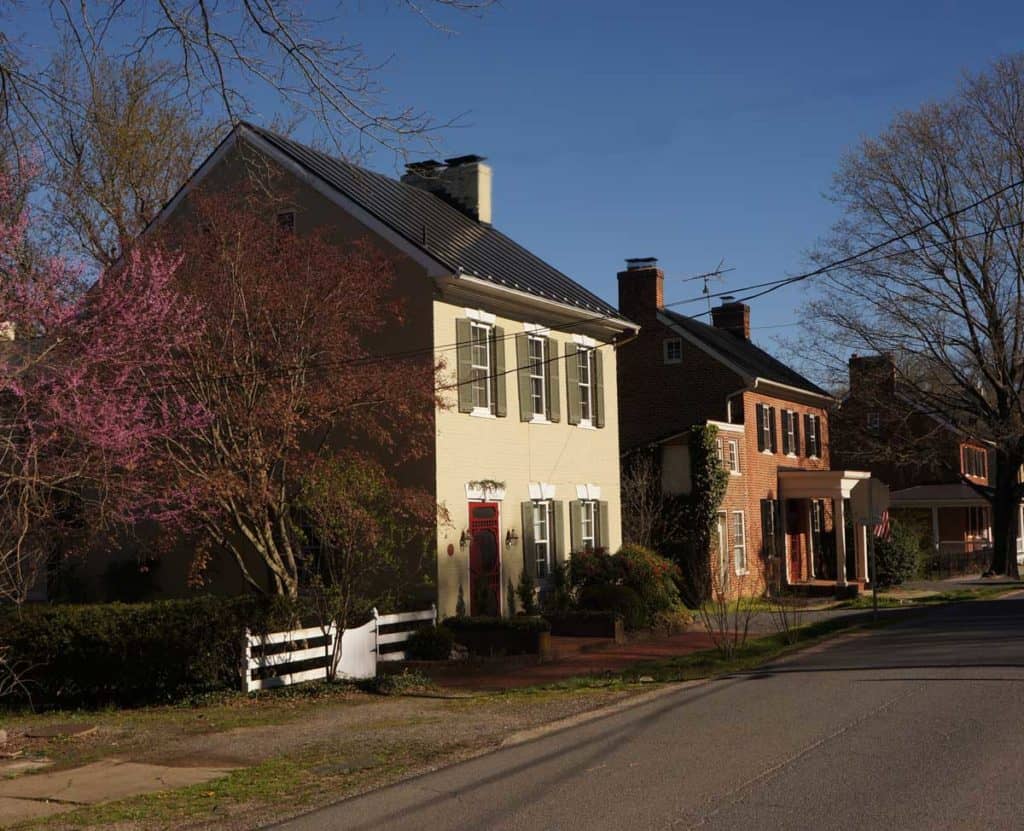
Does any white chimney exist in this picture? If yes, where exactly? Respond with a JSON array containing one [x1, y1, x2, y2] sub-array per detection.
[[402, 155, 492, 225]]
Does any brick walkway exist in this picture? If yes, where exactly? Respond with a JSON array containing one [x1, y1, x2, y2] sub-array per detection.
[[434, 632, 719, 690]]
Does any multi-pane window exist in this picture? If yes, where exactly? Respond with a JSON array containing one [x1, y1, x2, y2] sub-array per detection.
[[966, 506, 990, 540], [532, 501, 553, 578], [732, 511, 747, 573], [758, 404, 776, 452], [727, 439, 740, 473], [578, 348, 595, 424], [782, 410, 798, 455], [580, 500, 598, 550], [528, 335, 546, 418], [663, 338, 682, 364], [806, 414, 821, 458], [715, 438, 725, 466], [761, 499, 779, 558], [963, 447, 988, 479], [470, 322, 493, 413]]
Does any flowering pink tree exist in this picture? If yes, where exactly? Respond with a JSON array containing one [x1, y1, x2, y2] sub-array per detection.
[[0, 163, 203, 603]]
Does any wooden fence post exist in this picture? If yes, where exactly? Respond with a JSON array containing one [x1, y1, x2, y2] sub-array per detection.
[[242, 628, 253, 694]]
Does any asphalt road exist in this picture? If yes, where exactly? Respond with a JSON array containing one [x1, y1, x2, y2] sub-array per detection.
[[271, 596, 1024, 831]]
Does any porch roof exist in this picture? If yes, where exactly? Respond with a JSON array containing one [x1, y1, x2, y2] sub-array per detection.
[[889, 483, 987, 508], [777, 469, 871, 499]]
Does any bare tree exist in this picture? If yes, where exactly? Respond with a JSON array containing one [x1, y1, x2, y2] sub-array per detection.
[[801, 54, 1024, 578], [1, 0, 494, 158], [620, 448, 686, 550], [44, 49, 218, 268]]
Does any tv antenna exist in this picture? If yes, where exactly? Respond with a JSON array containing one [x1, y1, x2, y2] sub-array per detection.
[[682, 259, 734, 314]]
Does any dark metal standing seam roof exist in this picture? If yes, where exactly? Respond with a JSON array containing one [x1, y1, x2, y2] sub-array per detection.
[[241, 123, 623, 320], [661, 308, 830, 397]]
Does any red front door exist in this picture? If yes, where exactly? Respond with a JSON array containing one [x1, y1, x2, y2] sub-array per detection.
[[469, 502, 501, 616]]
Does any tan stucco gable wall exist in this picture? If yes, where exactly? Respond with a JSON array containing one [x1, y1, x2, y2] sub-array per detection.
[[433, 300, 623, 618]]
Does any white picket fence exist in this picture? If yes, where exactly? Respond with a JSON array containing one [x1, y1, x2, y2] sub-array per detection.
[[242, 604, 436, 693]]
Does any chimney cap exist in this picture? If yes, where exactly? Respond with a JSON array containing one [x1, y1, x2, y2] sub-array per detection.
[[405, 159, 444, 173], [625, 257, 659, 270], [444, 154, 487, 167]]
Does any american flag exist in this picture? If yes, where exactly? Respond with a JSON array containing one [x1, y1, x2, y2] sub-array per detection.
[[874, 510, 891, 540]]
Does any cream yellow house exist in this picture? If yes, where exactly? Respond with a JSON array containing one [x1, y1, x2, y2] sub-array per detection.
[[143, 123, 637, 614]]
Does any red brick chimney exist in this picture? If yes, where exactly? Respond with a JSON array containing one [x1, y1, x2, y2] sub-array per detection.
[[617, 257, 663, 319], [848, 353, 896, 397], [711, 301, 750, 340]]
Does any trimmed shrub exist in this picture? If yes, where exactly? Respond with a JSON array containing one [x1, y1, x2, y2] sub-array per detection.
[[577, 584, 646, 631], [441, 615, 550, 657], [616, 544, 682, 615], [0, 595, 294, 710], [404, 625, 454, 661], [874, 519, 922, 588]]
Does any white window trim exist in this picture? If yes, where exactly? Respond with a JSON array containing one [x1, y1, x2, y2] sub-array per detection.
[[760, 405, 774, 455], [580, 500, 598, 550], [523, 322, 550, 335], [470, 320, 494, 415], [465, 307, 496, 325], [573, 333, 597, 348], [783, 410, 798, 457], [732, 510, 748, 575], [727, 439, 741, 475], [575, 483, 602, 501], [529, 482, 557, 500], [807, 415, 820, 458], [577, 346, 595, 428], [663, 338, 682, 364], [528, 333, 547, 420], [533, 500, 553, 579]]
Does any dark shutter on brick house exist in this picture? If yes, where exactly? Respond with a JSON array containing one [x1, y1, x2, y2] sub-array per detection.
[[547, 339, 561, 422], [455, 318, 474, 413], [793, 412, 801, 456], [756, 404, 766, 452], [781, 411, 792, 455], [768, 406, 777, 452]]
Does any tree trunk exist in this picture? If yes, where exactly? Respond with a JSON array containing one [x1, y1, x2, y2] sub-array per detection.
[[989, 450, 1022, 579]]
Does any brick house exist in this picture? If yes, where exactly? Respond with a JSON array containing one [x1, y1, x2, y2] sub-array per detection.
[[617, 258, 880, 595], [832, 354, 1020, 572]]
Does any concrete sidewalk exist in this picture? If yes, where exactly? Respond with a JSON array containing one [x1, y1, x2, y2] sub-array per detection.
[[0, 759, 235, 825]]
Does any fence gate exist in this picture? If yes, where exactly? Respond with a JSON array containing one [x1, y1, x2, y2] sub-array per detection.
[[242, 604, 436, 693]]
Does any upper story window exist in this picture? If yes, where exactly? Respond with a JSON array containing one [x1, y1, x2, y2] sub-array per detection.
[[471, 321, 494, 414], [781, 410, 800, 456], [756, 403, 777, 453], [805, 414, 822, 458], [663, 338, 682, 364], [578, 347, 594, 424], [963, 446, 988, 479], [456, 314, 507, 418], [528, 335, 546, 418], [715, 438, 725, 466], [276, 210, 295, 231]]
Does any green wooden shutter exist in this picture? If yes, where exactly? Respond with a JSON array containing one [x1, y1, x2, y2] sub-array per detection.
[[492, 325, 507, 417], [793, 413, 801, 456], [516, 333, 532, 421], [455, 318, 474, 413], [565, 343, 581, 425], [768, 407, 778, 452], [521, 501, 536, 578], [552, 500, 566, 565], [547, 338, 561, 422], [756, 404, 766, 451], [569, 500, 582, 552], [598, 500, 611, 550], [593, 349, 606, 428]]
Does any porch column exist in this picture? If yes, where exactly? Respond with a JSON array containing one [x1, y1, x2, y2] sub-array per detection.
[[856, 523, 868, 584], [931, 506, 940, 554], [833, 496, 848, 587]]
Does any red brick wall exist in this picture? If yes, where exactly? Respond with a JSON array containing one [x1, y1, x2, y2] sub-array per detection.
[[738, 391, 832, 592], [616, 312, 744, 450]]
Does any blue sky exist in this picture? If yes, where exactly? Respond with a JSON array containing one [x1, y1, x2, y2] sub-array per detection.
[[13, 1, 1024, 346]]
